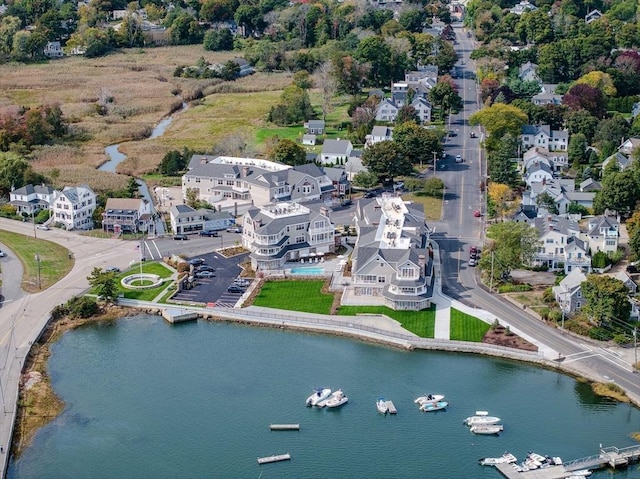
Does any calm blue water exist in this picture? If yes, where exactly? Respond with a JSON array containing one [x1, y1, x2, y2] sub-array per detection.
[[290, 267, 325, 275], [8, 315, 640, 479]]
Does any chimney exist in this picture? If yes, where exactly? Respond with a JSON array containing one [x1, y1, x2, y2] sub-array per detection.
[[418, 254, 426, 271], [320, 206, 330, 217], [243, 166, 250, 176]]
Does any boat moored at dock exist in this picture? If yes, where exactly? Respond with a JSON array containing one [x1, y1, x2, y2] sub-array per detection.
[[479, 452, 518, 466]]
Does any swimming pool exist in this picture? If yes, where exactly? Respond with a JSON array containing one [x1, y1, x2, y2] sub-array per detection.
[[290, 267, 325, 275]]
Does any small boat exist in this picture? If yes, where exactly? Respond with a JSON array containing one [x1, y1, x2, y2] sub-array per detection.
[[478, 452, 518, 466], [377, 397, 388, 414], [414, 394, 444, 405], [464, 411, 501, 426], [470, 424, 503, 435], [420, 400, 448, 412], [567, 471, 592, 478], [521, 452, 555, 470], [325, 390, 348, 408], [306, 388, 331, 407]]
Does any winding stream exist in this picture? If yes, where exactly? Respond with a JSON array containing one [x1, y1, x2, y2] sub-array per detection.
[[99, 103, 188, 236]]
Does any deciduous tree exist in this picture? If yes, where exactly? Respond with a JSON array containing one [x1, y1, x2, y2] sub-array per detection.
[[581, 274, 631, 326], [361, 141, 414, 181], [479, 221, 540, 282], [87, 267, 118, 302]]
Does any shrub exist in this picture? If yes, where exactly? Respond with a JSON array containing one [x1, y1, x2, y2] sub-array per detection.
[[67, 297, 100, 319], [548, 309, 562, 322], [498, 284, 532, 293]]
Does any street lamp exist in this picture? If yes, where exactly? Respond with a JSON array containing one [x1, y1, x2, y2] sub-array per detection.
[[34, 253, 41, 289]]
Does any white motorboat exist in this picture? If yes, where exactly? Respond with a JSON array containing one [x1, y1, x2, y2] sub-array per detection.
[[521, 452, 556, 470], [306, 388, 331, 407], [414, 394, 444, 405], [325, 390, 348, 408], [567, 470, 592, 478], [478, 452, 518, 466], [470, 424, 503, 435], [420, 400, 448, 412], [376, 397, 388, 414], [463, 411, 501, 426]]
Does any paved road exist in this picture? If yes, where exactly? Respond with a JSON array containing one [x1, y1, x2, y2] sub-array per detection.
[[434, 24, 640, 405], [0, 219, 139, 476]]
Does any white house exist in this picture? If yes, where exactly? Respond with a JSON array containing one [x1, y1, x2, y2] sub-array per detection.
[[522, 147, 568, 172], [518, 62, 539, 82], [618, 138, 640, 156], [585, 9, 603, 23], [524, 162, 554, 187], [44, 41, 64, 58], [168, 204, 235, 235], [552, 267, 588, 315], [602, 152, 633, 172], [585, 215, 619, 254], [320, 139, 353, 165], [510, 0, 538, 14], [241, 202, 335, 270], [52, 185, 97, 230], [366, 126, 393, 147], [344, 194, 433, 311], [533, 215, 586, 273], [521, 125, 569, 152], [9, 184, 57, 215]]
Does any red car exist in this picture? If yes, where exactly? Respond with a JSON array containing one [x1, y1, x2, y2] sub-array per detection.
[[473, 210, 482, 217]]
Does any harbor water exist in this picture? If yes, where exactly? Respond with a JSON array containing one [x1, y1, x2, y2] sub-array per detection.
[[8, 315, 640, 479]]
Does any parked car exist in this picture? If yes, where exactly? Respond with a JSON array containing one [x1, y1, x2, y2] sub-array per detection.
[[105, 266, 120, 273], [188, 258, 205, 266], [341, 199, 353, 207], [36, 225, 50, 230], [195, 270, 216, 278], [448, 130, 457, 137], [226, 226, 242, 233], [234, 278, 250, 287], [473, 210, 482, 218], [455, 155, 463, 163], [470, 246, 478, 256], [469, 257, 477, 267], [363, 191, 376, 198], [173, 234, 188, 240], [0, 250, 6, 257], [196, 265, 215, 273], [199, 230, 218, 237], [227, 284, 245, 293], [393, 181, 404, 190]]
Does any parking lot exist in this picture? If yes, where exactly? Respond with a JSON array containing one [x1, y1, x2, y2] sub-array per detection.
[[170, 251, 251, 307]]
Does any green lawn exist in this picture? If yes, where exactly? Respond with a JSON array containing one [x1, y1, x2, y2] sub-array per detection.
[[402, 193, 443, 222], [338, 305, 436, 338], [89, 261, 175, 301], [0, 230, 74, 293], [255, 126, 304, 145], [450, 308, 491, 342], [253, 280, 334, 314]]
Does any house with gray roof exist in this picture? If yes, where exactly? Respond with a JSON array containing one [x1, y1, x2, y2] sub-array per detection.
[[518, 62, 539, 82], [585, 215, 619, 254], [510, 0, 537, 15], [52, 185, 96, 230], [618, 137, 640, 156], [304, 120, 325, 135], [168, 205, 235, 235], [602, 151, 633, 172], [375, 96, 432, 124], [579, 178, 601, 192], [102, 198, 152, 234], [522, 147, 568, 172], [531, 88, 563, 106], [524, 162, 554, 187], [320, 139, 353, 165], [552, 267, 588, 315], [511, 205, 538, 224], [241, 202, 335, 270], [182, 155, 338, 209], [366, 126, 393, 147], [521, 125, 569, 152], [533, 215, 587, 273], [344, 194, 433, 311], [632, 102, 640, 118], [585, 9, 603, 23], [9, 184, 58, 215]]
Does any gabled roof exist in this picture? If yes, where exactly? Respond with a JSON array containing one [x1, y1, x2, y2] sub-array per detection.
[[11, 184, 55, 196], [534, 215, 579, 237], [105, 198, 144, 211], [587, 215, 619, 236], [322, 139, 352, 156], [558, 267, 587, 293]]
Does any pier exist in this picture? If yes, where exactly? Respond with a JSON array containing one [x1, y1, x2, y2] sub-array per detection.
[[269, 424, 300, 431], [257, 453, 291, 464], [493, 444, 640, 479]]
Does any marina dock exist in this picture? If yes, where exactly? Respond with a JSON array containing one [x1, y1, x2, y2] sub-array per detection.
[[385, 401, 397, 414], [269, 424, 300, 430], [494, 444, 640, 478], [162, 308, 198, 323], [257, 453, 291, 464]]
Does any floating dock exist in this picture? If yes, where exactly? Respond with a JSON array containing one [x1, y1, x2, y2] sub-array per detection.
[[385, 401, 397, 414], [257, 453, 291, 464], [162, 308, 198, 324], [269, 424, 300, 431]]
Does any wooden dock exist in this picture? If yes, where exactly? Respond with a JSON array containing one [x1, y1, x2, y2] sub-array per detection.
[[257, 453, 291, 464], [269, 424, 300, 431], [385, 401, 397, 414]]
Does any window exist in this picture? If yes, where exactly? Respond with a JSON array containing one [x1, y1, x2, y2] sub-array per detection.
[[378, 276, 386, 283], [314, 221, 324, 229], [400, 267, 415, 278]]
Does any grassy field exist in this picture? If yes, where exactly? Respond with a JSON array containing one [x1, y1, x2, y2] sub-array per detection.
[[89, 261, 175, 301], [402, 193, 443, 222], [253, 280, 334, 313], [0, 230, 74, 293], [338, 305, 436, 338], [449, 308, 491, 342], [0, 46, 294, 190]]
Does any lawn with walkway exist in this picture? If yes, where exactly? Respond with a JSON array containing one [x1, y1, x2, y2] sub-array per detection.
[[89, 261, 175, 301], [338, 306, 436, 338], [449, 308, 491, 341]]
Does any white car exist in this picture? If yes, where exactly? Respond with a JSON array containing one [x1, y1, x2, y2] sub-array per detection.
[[455, 155, 463, 163], [0, 250, 5, 257], [37, 225, 50, 230], [393, 182, 404, 190]]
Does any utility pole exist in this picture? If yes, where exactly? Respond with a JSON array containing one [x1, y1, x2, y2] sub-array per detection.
[[489, 250, 494, 292], [634, 328, 638, 373], [35, 253, 41, 289]]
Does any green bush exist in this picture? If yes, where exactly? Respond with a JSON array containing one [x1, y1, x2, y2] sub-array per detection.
[[592, 251, 610, 269], [548, 309, 562, 322], [66, 297, 100, 319]]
